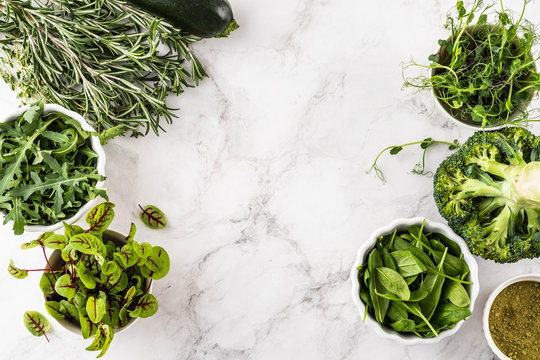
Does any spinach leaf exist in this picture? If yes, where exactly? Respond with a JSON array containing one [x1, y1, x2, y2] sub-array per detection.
[[431, 302, 471, 326], [390, 250, 427, 277], [390, 319, 416, 332], [376, 267, 410, 300], [443, 281, 470, 307], [368, 249, 389, 323]]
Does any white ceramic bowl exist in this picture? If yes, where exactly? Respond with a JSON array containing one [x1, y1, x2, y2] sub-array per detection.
[[1, 104, 106, 233], [483, 273, 540, 360], [350, 217, 480, 345], [45, 230, 152, 335]]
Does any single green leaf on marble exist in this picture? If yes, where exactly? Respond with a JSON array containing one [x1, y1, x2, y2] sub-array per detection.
[[85, 202, 115, 234], [70, 233, 100, 255], [55, 274, 76, 300], [45, 301, 66, 320], [8, 259, 28, 279], [86, 296, 106, 323], [43, 234, 68, 249], [23, 311, 50, 341], [139, 204, 167, 229]]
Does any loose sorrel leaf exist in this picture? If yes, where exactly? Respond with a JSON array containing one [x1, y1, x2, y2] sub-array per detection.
[[23, 311, 50, 341], [8, 259, 28, 279], [138, 204, 167, 229], [86, 202, 115, 235]]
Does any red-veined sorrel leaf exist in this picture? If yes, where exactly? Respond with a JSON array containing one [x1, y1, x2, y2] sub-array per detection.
[[133, 242, 153, 264], [40, 271, 61, 295], [86, 296, 106, 323], [102, 301, 120, 329], [63, 222, 84, 238], [8, 259, 28, 279], [85, 202, 115, 234], [43, 234, 68, 249], [77, 261, 97, 289], [45, 301, 66, 320], [23, 311, 50, 342], [61, 300, 80, 322], [20, 240, 41, 250], [138, 204, 167, 229], [108, 272, 128, 293], [133, 294, 158, 318], [86, 323, 114, 358], [113, 244, 139, 268], [101, 261, 117, 275], [150, 246, 170, 280], [55, 274, 76, 300], [61, 243, 78, 262], [70, 233, 100, 255], [126, 223, 136, 243], [80, 311, 98, 339]]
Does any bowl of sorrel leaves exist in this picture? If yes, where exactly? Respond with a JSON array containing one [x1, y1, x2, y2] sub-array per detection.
[[404, 0, 539, 128], [483, 274, 540, 360], [351, 217, 479, 345], [0, 102, 107, 235]]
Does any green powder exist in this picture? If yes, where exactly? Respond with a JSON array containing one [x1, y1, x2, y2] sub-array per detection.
[[488, 281, 540, 360]]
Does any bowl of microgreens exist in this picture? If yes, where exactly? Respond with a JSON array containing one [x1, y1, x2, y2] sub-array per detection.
[[8, 202, 170, 357], [404, 0, 539, 128], [483, 274, 540, 360], [0, 102, 107, 235], [351, 217, 479, 344]]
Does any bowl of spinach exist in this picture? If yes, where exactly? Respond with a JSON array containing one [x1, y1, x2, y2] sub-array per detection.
[[350, 217, 479, 344], [0, 102, 106, 235]]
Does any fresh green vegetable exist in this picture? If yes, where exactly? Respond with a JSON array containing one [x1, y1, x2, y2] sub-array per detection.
[[0, 0, 209, 137], [404, 0, 540, 127], [368, 138, 460, 183], [9, 202, 170, 357], [434, 127, 540, 263], [139, 204, 167, 229], [0, 102, 106, 235], [126, 0, 238, 38], [23, 311, 51, 342], [358, 222, 472, 337]]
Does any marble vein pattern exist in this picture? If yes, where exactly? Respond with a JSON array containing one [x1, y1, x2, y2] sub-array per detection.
[[0, 0, 539, 359]]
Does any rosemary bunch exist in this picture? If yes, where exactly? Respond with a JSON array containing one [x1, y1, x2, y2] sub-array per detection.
[[0, 0, 207, 136]]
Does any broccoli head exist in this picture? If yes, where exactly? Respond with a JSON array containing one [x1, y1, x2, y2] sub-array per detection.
[[434, 127, 540, 263]]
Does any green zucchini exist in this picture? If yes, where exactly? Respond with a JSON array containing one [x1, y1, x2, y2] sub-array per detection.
[[127, 0, 237, 38]]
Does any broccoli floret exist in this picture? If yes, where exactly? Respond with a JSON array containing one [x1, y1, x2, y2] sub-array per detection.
[[434, 127, 540, 263]]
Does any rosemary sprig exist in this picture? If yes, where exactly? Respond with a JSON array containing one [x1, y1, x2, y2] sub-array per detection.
[[0, 0, 207, 136]]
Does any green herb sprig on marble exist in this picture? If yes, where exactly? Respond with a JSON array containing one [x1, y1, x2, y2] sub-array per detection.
[[358, 222, 472, 337], [0, 102, 106, 234]]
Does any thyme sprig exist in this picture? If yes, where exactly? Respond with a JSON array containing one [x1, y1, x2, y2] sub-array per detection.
[[0, 0, 207, 136]]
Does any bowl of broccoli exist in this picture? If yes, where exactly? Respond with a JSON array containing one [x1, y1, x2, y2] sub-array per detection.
[[434, 127, 540, 263]]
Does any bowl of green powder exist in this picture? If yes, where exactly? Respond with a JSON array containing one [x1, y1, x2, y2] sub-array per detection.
[[483, 274, 540, 360]]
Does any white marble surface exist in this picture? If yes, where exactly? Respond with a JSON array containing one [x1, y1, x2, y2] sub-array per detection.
[[1, 0, 540, 359]]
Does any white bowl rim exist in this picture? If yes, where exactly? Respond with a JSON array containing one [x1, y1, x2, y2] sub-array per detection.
[[46, 230, 153, 336], [0, 103, 106, 233], [482, 273, 540, 360], [350, 217, 480, 345]]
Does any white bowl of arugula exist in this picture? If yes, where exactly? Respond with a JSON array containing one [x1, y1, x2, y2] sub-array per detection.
[[351, 217, 479, 345], [0, 102, 106, 235]]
